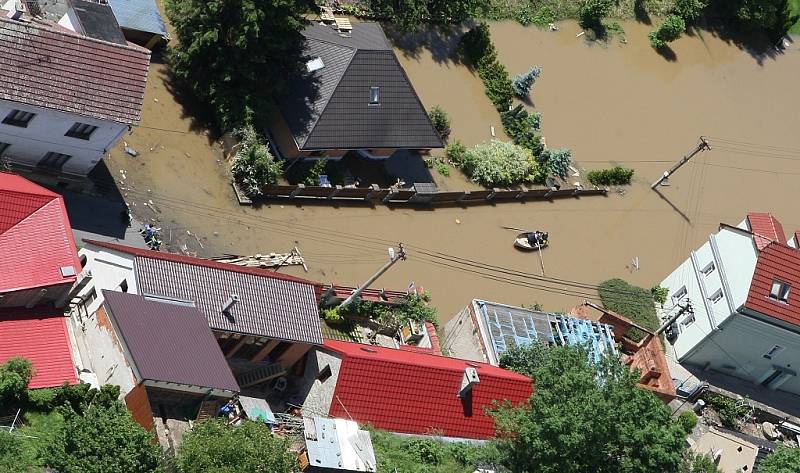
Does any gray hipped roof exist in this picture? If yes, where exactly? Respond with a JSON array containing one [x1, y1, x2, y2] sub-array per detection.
[[278, 22, 443, 151], [102, 291, 239, 393]]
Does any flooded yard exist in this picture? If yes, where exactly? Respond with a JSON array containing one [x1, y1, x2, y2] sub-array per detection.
[[109, 20, 800, 323]]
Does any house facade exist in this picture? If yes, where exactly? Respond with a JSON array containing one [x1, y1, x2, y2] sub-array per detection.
[[273, 22, 443, 161], [0, 10, 149, 180], [72, 240, 324, 391], [660, 213, 800, 395]]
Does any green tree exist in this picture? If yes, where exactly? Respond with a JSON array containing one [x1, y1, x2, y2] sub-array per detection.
[[165, 0, 310, 130], [672, 0, 708, 21], [499, 342, 551, 378], [756, 446, 800, 473], [712, 0, 790, 33], [44, 402, 161, 473], [370, 0, 489, 31], [231, 130, 283, 198], [649, 15, 686, 48], [176, 419, 297, 473], [579, 0, 616, 28], [428, 106, 452, 141], [680, 453, 722, 473], [493, 346, 687, 473], [0, 357, 33, 406]]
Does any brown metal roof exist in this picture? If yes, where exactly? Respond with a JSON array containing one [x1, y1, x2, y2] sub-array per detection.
[[0, 16, 150, 124], [103, 290, 239, 393], [134, 257, 323, 344]]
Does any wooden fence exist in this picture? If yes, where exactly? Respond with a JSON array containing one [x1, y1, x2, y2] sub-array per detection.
[[235, 183, 608, 206]]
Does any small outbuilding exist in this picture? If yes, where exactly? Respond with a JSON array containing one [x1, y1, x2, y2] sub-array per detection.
[[299, 416, 376, 472]]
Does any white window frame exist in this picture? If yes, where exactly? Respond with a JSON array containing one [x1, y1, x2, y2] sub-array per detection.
[[701, 261, 716, 277], [769, 280, 791, 303], [709, 289, 723, 304], [671, 286, 688, 303]]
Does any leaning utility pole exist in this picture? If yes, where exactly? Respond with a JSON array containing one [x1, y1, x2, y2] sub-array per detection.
[[339, 244, 407, 309], [651, 137, 711, 189]]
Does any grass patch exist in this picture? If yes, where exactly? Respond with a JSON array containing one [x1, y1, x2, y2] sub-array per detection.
[[598, 278, 659, 341], [789, 0, 800, 34]]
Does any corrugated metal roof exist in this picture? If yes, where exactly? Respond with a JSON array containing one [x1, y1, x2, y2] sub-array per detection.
[[324, 340, 532, 440], [277, 23, 443, 151], [304, 416, 377, 471], [0, 306, 78, 389], [134, 257, 323, 344], [108, 0, 167, 36], [0, 173, 80, 293], [0, 16, 150, 124], [103, 291, 240, 392]]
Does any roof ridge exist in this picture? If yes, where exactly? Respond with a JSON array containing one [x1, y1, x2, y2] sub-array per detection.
[[298, 43, 358, 149], [0, 15, 150, 56], [83, 239, 320, 286]]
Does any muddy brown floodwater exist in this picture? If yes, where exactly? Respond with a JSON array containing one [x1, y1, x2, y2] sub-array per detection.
[[109, 20, 800, 325]]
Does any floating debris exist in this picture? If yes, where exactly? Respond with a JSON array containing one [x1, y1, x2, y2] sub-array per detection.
[[124, 147, 139, 157]]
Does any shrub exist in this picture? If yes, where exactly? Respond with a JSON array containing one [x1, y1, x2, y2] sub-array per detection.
[[598, 278, 659, 338], [672, 0, 707, 21], [682, 452, 722, 473], [301, 159, 327, 186], [428, 106, 451, 141], [405, 438, 444, 464], [531, 6, 556, 27], [539, 148, 572, 179], [445, 140, 475, 174], [321, 307, 342, 324], [704, 394, 750, 430], [0, 357, 33, 405], [464, 141, 540, 187], [435, 161, 450, 176], [461, 24, 514, 110], [579, 0, 614, 28], [512, 66, 542, 97], [26, 387, 57, 410], [587, 166, 635, 186], [650, 15, 686, 48], [651, 285, 669, 305], [501, 106, 543, 154], [677, 411, 698, 433]]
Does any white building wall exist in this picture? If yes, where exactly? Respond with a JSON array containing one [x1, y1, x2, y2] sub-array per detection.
[[683, 314, 800, 395], [0, 99, 128, 176], [77, 305, 139, 396], [660, 226, 758, 362], [76, 245, 138, 316]]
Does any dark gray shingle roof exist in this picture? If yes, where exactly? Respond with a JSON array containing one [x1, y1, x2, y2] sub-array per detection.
[[103, 290, 240, 393], [278, 23, 443, 151], [134, 257, 323, 344]]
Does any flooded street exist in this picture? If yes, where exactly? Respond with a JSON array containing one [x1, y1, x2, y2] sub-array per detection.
[[109, 21, 800, 323]]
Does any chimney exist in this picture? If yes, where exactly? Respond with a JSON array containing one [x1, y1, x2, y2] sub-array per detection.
[[459, 367, 480, 398], [222, 294, 240, 314], [6, 1, 25, 20]]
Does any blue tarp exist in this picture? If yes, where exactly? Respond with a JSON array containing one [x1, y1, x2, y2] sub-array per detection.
[[108, 0, 167, 36]]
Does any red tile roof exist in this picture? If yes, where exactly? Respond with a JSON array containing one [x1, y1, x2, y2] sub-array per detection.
[[83, 240, 318, 285], [748, 213, 786, 251], [0, 16, 150, 124], [0, 173, 80, 293], [0, 307, 78, 389], [324, 340, 532, 439], [745, 242, 800, 327]]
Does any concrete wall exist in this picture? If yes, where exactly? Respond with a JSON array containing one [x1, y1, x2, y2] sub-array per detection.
[[0, 98, 128, 176], [301, 349, 343, 418], [443, 305, 488, 364], [660, 226, 757, 361], [684, 313, 800, 395], [78, 305, 138, 396], [76, 245, 138, 315]]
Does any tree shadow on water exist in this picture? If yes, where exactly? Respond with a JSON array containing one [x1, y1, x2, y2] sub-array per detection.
[[634, 0, 652, 25], [384, 21, 475, 65], [692, 12, 796, 66], [654, 45, 678, 62]]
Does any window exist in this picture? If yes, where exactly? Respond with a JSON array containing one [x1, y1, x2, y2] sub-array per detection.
[[3, 110, 35, 127], [763, 344, 784, 360], [701, 261, 716, 276], [316, 365, 332, 383], [38, 152, 72, 170], [369, 86, 380, 105], [119, 280, 128, 293], [672, 286, 688, 302], [680, 312, 695, 327], [769, 280, 791, 302], [82, 287, 97, 307], [65, 122, 98, 140], [0, 142, 9, 155], [709, 289, 723, 304]]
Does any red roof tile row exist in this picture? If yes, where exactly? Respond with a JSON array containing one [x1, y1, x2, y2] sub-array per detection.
[[0, 173, 80, 293], [0, 17, 149, 124], [0, 307, 78, 389], [746, 242, 800, 327], [324, 340, 532, 440]]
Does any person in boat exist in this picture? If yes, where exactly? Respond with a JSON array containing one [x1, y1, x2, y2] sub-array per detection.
[[527, 231, 548, 247]]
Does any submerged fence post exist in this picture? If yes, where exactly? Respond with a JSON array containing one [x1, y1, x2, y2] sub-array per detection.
[[290, 184, 305, 198]]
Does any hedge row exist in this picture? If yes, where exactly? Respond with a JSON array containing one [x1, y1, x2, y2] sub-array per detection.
[[587, 166, 634, 186]]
